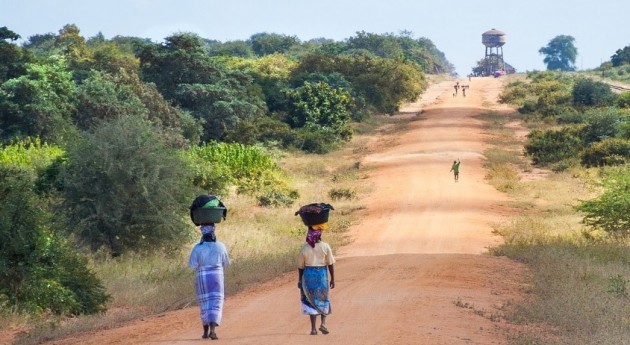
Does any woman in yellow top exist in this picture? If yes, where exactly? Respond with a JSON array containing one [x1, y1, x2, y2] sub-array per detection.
[[297, 224, 336, 335]]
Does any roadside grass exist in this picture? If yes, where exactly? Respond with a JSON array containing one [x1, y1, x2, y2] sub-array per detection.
[[481, 111, 630, 345], [6, 109, 417, 345]]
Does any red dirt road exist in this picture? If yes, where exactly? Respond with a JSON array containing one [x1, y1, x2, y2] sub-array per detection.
[[41, 77, 527, 345]]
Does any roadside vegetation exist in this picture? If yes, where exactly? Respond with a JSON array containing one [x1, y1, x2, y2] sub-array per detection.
[[483, 70, 630, 344], [0, 24, 446, 344]]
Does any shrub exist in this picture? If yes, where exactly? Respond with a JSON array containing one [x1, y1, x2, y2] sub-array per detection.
[[0, 166, 109, 315], [62, 116, 194, 256], [328, 188, 356, 200], [616, 91, 630, 109], [580, 138, 630, 167], [572, 78, 616, 107], [577, 168, 630, 239], [581, 107, 625, 145], [257, 189, 299, 207], [525, 127, 583, 165]]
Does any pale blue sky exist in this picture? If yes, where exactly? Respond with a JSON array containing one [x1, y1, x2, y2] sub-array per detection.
[[2, 0, 629, 75]]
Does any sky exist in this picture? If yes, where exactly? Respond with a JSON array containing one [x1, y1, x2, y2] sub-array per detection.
[[2, 0, 630, 76]]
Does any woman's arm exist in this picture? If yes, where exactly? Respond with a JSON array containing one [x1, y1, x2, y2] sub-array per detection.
[[328, 264, 335, 289], [298, 268, 304, 289]]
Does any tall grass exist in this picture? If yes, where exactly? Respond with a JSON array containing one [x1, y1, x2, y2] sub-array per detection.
[[481, 110, 630, 344]]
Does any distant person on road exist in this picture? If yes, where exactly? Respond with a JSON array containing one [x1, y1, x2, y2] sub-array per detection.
[[453, 81, 460, 96], [450, 159, 461, 182], [297, 223, 336, 335], [189, 224, 230, 340], [462, 85, 467, 97]]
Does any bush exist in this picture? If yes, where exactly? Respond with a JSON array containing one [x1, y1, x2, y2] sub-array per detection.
[[257, 189, 299, 207], [581, 107, 625, 145], [62, 116, 194, 256], [0, 166, 109, 315], [580, 138, 630, 167], [525, 127, 583, 165], [572, 78, 616, 107], [577, 168, 630, 238], [616, 91, 630, 109]]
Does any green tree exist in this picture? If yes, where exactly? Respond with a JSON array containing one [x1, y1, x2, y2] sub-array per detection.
[[539, 35, 578, 71], [285, 81, 353, 143], [572, 78, 615, 107], [293, 52, 426, 113], [611, 45, 630, 67], [0, 27, 33, 83], [525, 127, 582, 165], [249, 32, 300, 56], [0, 165, 109, 315], [0, 58, 77, 144], [62, 116, 195, 256], [577, 168, 630, 239]]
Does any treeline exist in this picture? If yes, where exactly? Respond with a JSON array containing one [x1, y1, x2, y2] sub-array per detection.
[[0, 25, 452, 317]]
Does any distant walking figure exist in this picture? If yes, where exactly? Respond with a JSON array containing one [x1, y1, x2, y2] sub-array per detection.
[[450, 159, 461, 182], [462, 85, 467, 97], [453, 82, 460, 96]]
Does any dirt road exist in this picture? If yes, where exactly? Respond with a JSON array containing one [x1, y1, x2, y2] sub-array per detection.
[[44, 77, 527, 345]]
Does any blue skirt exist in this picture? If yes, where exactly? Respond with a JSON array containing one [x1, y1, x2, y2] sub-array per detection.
[[195, 266, 225, 325], [300, 266, 331, 315]]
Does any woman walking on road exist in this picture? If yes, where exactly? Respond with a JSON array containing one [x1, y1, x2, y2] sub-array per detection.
[[189, 224, 230, 340], [297, 223, 336, 335]]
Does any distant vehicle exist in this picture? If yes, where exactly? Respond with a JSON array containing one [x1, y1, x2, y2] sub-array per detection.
[[493, 69, 506, 78]]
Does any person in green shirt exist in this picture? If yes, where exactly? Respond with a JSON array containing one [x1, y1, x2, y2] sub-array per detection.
[[450, 159, 461, 182]]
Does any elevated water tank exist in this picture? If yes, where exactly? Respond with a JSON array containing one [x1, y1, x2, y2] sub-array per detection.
[[482, 28, 506, 48]]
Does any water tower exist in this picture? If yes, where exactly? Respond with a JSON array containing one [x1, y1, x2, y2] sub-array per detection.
[[482, 28, 506, 75]]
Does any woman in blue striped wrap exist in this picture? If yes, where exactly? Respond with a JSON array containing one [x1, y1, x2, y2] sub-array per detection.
[[297, 224, 336, 335], [189, 224, 230, 340]]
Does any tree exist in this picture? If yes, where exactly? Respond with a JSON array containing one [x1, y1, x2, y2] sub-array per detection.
[[0, 26, 33, 83], [285, 81, 353, 143], [62, 116, 195, 256], [577, 168, 630, 239], [572, 78, 615, 107], [539, 35, 578, 71], [611, 45, 630, 67], [0, 165, 109, 315], [138, 33, 266, 142], [0, 58, 77, 144], [248, 32, 300, 56]]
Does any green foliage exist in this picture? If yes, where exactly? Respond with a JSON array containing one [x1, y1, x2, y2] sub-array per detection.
[[607, 274, 629, 297], [75, 69, 147, 128], [611, 45, 630, 67], [0, 166, 109, 315], [285, 81, 353, 142], [0, 58, 77, 144], [525, 127, 583, 165], [257, 189, 299, 207], [293, 52, 426, 114], [249, 32, 300, 56], [539, 35, 578, 71], [577, 167, 630, 238], [62, 116, 194, 256], [0, 137, 64, 169], [581, 107, 627, 145], [184, 142, 287, 195], [572, 78, 615, 107], [615, 91, 630, 108], [580, 138, 630, 167], [0, 26, 33, 83], [328, 188, 356, 200]]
